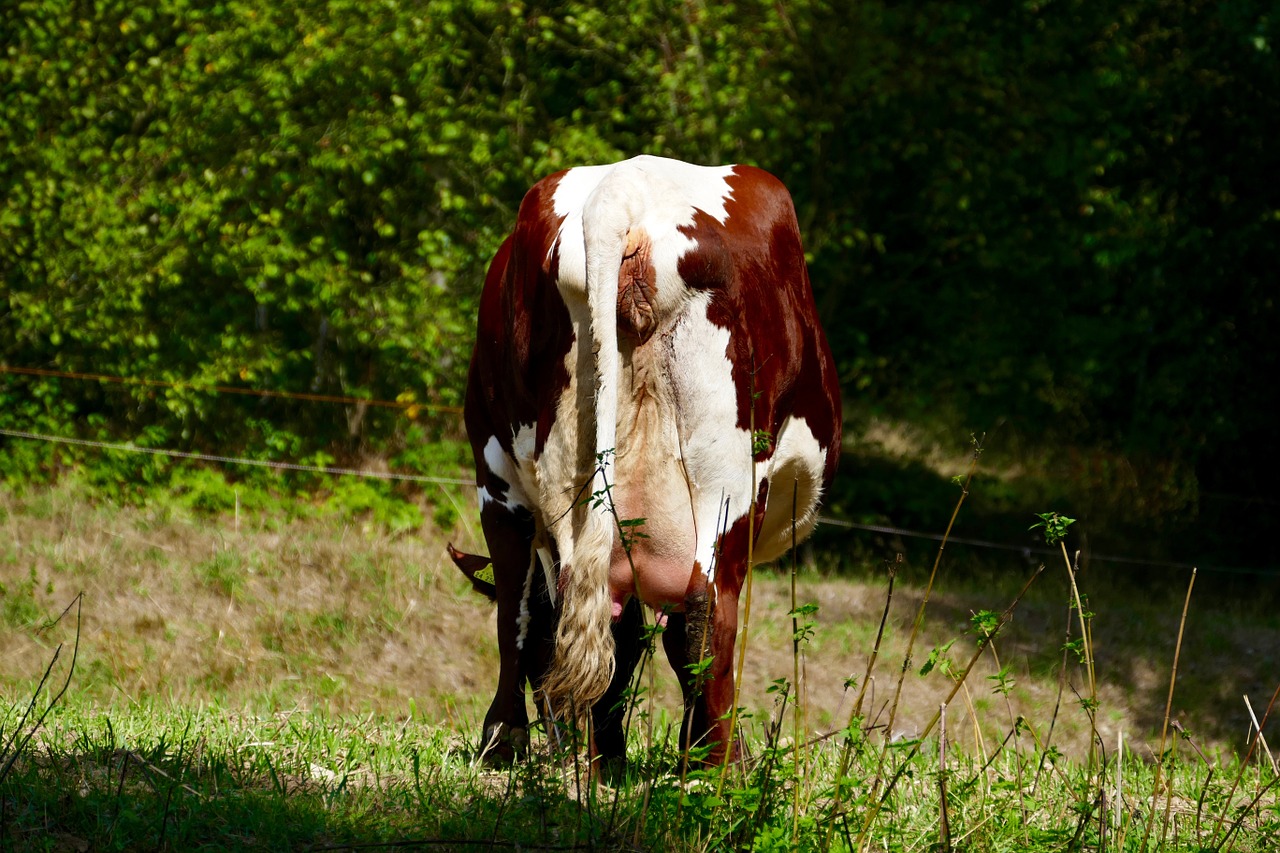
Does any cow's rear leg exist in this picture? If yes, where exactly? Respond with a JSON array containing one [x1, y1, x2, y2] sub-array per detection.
[[477, 504, 545, 765], [688, 490, 771, 765], [662, 589, 730, 765], [697, 585, 742, 766], [588, 596, 644, 776], [661, 611, 700, 763]]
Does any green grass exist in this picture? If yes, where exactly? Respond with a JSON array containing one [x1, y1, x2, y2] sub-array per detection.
[[3, 693, 1277, 850], [2, 478, 1279, 849]]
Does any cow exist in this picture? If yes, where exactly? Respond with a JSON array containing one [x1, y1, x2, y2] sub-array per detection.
[[450, 155, 841, 767]]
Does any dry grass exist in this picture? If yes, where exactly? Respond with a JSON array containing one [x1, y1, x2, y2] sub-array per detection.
[[1, 483, 494, 723], [3, 480, 1276, 769]]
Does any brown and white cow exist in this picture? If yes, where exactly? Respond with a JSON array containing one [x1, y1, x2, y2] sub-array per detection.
[[452, 155, 841, 766]]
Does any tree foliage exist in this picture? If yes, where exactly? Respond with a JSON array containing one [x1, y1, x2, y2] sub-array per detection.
[[2, 0, 1276, 549]]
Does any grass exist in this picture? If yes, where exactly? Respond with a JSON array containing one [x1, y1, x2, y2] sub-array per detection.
[[2, 476, 1279, 849], [4, 688, 1278, 849]]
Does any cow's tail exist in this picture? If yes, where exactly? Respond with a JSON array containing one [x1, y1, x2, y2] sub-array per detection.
[[539, 166, 644, 715]]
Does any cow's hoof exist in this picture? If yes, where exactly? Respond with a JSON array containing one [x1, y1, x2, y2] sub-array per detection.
[[509, 726, 530, 756], [477, 723, 529, 767]]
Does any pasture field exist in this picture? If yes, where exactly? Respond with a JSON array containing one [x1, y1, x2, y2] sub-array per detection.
[[2, 479, 1278, 850]]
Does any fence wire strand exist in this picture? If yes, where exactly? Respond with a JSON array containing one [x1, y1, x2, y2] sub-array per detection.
[[0, 364, 463, 415], [1, 364, 1269, 576], [0, 428, 474, 486]]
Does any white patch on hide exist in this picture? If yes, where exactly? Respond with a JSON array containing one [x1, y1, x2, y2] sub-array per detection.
[[756, 416, 829, 563], [550, 155, 736, 304], [478, 427, 540, 514], [479, 435, 525, 512], [664, 295, 756, 585], [480, 426, 558, 614]]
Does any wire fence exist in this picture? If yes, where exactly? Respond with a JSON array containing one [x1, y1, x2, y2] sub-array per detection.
[[1, 364, 1269, 577], [0, 364, 463, 415], [0, 428, 474, 486]]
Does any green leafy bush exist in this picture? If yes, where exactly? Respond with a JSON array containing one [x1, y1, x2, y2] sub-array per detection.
[[2, 0, 1276, 564], [322, 477, 423, 534]]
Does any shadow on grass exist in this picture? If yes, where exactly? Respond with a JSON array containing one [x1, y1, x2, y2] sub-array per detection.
[[816, 446, 1280, 756], [2, 740, 613, 850]]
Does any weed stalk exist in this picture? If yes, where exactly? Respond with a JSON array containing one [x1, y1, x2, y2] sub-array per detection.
[[856, 561, 1045, 850], [1243, 694, 1278, 775], [1210, 680, 1280, 847], [789, 479, 804, 844], [860, 437, 984, 838], [1138, 566, 1196, 853], [938, 702, 952, 853], [1062, 544, 1098, 764], [719, 371, 763, 798], [824, 553, 898, 849], [1034, 586, 1073, 795], [978, 620, 1029, 844], [0, 593, 83, 785], [1115, 729, 1126, 847]]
